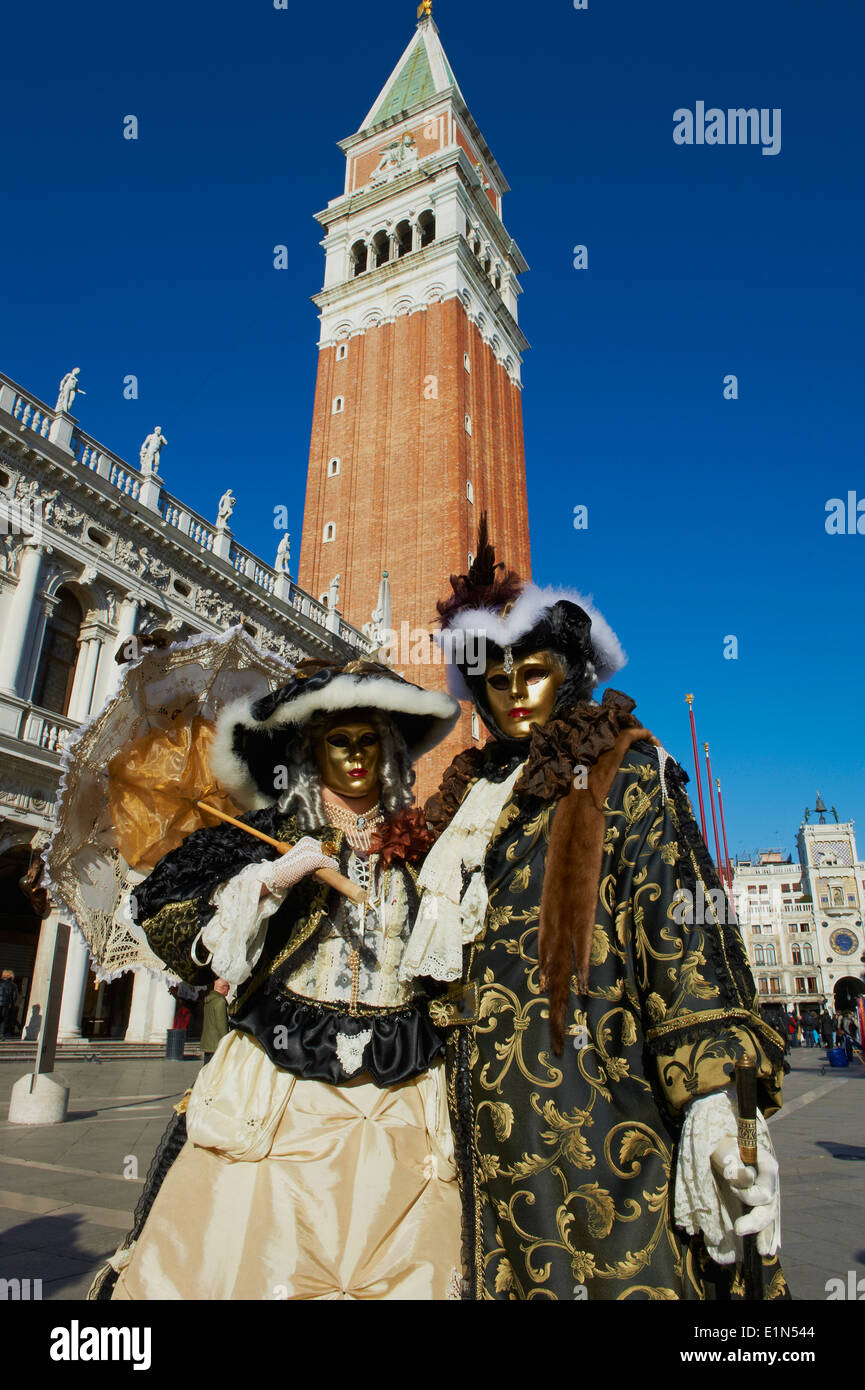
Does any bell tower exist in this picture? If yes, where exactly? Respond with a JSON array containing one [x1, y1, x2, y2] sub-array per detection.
[[298, 1, 532, 798]]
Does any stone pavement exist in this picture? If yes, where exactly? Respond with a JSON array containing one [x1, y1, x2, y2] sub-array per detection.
[[0, 1047, 861, 1301], [0, 1055, 201, 1299]]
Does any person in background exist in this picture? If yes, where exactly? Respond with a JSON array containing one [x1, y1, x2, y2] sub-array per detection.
[[172, 998, 192, 1033], [0, 971, 18, 1037], [200, 984, 229, 1064]]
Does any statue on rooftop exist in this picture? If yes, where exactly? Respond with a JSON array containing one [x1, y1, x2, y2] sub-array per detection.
[[56, 368, 85, 415], [216, 489, 236, 529], [140, 427, 167, 477], [275, 533, 291, 575]]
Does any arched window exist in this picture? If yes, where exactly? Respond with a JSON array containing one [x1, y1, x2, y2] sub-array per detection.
[[791, 944, 802, 965], [372, 230, 390, 268], [467, 551, 474, 568], [332, 397, 344, 415], [471, 711, 480, 740], [801, 943, 813, 965], [464, 352, 471, 373], [32, 586, 83, 715], [335, 342, 348, 362], [466, 479, 474, 504], [418, 211, 436, 248], [394, 220, 412, 258], [464, 414, 472, 436], [323, 522, 335, 543], [350, 241, 368, 277], [764, 943, 777, 966], [753, 946, 765, 966], [327, 458, 340, 478]]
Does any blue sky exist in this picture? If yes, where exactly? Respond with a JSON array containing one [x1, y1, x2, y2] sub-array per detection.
[[3, 0, 863, 858]]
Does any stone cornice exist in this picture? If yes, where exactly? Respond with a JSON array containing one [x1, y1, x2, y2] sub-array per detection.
[[0, 427, 358, 661]]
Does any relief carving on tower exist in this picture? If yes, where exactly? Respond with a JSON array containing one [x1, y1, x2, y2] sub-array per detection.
[[370, 133, 418, 185]]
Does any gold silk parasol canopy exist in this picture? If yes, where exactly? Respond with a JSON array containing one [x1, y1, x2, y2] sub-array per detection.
[[44, 628, 294, 981]]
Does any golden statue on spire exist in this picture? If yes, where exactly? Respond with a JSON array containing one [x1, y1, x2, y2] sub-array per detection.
[[417, 0, 432, 18]]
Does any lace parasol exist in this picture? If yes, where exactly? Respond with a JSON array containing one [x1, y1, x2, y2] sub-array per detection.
[[43, 627, 292, 982]]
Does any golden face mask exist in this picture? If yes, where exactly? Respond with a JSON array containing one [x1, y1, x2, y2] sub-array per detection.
[[484, 649, 565, 739], [314, 720, 382, 797]]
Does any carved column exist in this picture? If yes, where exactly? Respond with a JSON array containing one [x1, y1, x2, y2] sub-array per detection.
[[67, 628, 102, 722], [0, 543, 44, 695], [20, 909, 61, 1041], [57, 928, 92, 1040], [124, 969, 155, 1043], [148, 977, 177, 1044], [105, 594, 140, 695]]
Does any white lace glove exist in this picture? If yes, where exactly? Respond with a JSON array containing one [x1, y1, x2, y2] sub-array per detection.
[[262, 836, 339, 892], [193, 862, 285, 1003], [674, 1088, 780, 1264]]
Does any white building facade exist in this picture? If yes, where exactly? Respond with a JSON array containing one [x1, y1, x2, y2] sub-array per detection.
[[732, 806, 865, 1017], [0, 367, 369, 1045]]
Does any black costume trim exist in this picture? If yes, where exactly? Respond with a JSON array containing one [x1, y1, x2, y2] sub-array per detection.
[[132, 806, 286, 926], [88, 1109, 188, 1301], [447, 1028, 479, 1301], [231, 987, 445, 1087]]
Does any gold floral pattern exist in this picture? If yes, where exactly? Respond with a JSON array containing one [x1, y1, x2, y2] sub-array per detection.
[[448, 743, 787, 1300]]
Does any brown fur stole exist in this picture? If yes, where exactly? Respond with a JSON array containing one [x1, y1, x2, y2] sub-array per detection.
[[538, 725, 654, 1054]]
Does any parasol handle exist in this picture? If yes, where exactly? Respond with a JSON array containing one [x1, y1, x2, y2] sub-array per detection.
[[196, 801, 367, 906]]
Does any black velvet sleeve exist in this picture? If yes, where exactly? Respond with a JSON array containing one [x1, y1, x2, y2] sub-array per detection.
[[131, 806, 289, 926]]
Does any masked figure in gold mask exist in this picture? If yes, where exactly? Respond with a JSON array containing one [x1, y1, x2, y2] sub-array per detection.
[[402, 519, 789, 1301], [91, 660, 462, 1301]]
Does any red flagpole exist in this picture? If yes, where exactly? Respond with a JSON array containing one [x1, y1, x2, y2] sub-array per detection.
[[704, 742, 723, 879], [716, 776, 733, 889], [685, 695, 708, 845]]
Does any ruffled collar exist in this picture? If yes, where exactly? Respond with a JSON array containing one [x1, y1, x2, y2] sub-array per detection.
[[425, 689, 643, 835]]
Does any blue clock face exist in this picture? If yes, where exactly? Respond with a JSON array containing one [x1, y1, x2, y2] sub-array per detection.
[[829, 929, 859, 957]]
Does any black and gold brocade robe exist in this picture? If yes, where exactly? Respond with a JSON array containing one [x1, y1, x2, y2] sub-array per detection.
[[438, 739, 789, 1301]]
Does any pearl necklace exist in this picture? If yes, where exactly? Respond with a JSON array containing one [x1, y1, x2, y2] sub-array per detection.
[[324, 800, 385, 851]]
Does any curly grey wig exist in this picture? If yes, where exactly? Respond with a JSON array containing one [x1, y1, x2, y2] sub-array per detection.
[[276, 708, 415, 832]]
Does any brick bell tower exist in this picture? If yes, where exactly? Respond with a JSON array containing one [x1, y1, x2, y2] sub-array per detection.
[[298, 0, 532, 802]]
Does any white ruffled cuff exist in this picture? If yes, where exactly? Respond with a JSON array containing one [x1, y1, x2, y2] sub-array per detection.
[[674, 1088, 780, 1265], [398, 868, 487, 983], [192, 861, 285, 1002]]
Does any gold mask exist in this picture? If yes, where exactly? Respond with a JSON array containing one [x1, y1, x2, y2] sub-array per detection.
[[314, 720, 382, 798], [484, 649, 565, 739]]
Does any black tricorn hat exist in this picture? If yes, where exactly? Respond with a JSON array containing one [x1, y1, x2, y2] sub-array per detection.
[[210, 659, 460, 809]]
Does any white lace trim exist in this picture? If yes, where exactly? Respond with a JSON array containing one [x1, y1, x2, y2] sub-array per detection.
[[399, 763, 525, 983], [656, 745, 672, 804], [334, 1027, 372, 1076], [674, 1088, 780, 1265], [192, 862, 286, 1001]]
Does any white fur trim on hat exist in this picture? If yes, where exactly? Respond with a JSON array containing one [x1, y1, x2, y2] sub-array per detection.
[[209, 675, 461, 810], [437, 582, 627, 699]]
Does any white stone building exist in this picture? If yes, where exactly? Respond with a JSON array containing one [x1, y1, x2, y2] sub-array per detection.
[[0, 367, 369, 1045], [732, 800, 865, 1018]]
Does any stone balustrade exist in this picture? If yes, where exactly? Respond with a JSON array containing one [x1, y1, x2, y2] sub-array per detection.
[[0, 368, 371, 655]]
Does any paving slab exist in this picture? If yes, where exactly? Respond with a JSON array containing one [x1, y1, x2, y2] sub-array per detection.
[[0, 1050, 862, 1302]]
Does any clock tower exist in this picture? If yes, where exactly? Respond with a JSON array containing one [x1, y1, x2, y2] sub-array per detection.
[[298, 2, 532, 798]]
